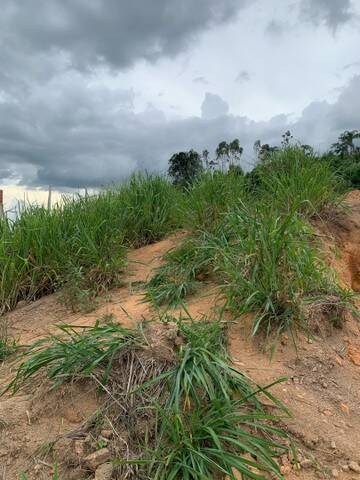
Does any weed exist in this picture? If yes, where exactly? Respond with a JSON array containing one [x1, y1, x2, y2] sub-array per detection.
[[4, 317, 142, 394], [151, 401, 287, 480], [145, 236, 212, 306]]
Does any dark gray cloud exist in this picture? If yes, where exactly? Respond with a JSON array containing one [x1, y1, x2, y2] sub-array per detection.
[[0, 0, 245, 72], [0, 1, 359, 189], [1, 76, 359, 187], [300, 0, 354, 30]]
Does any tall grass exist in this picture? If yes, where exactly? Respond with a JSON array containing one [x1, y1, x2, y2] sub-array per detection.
[[146, 148, 350, 339], [0, 174, 178, 314], [179, 170, 246, 232], [213, 200, 339, 337], [253, 147, 344, 217]]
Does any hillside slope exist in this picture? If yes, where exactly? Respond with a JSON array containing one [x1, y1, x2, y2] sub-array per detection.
[[1, 193, 360, 479]]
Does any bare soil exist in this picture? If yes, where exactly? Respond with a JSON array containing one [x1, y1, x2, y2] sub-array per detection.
[[1, 196, 360, 479]]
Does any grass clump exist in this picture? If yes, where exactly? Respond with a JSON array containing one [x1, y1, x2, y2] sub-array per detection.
[[151, 401, 287, 480], [179, 170, 246, 233], [145, 236, 213, 307], [147, 320, 289, 479], [213, 201, 338, 337], [253, 147, 343, 217], [4, 318, 141, 394]]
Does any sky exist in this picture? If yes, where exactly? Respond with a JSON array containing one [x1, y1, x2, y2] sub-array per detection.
[[0, 0, 360, 209]]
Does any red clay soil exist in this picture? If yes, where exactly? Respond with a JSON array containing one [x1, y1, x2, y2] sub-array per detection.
[[1, 196, 360, 479]]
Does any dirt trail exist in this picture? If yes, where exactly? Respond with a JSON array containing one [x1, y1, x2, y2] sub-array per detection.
[[1, 195, 360, 479]]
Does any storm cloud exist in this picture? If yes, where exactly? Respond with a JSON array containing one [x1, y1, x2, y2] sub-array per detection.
[[0, 0, 359, 189]]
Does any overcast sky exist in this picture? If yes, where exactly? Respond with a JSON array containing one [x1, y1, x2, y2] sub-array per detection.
[[0, 0, 360, 204]]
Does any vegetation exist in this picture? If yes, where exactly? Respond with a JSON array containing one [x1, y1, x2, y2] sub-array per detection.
[[5, 318, 141, 394], [5, 129, 360, 478], [0, 321, 16, 360], [8, 318, 290, 480], [0, 174, 178, 314], [146, 145, 351, 340], [168, 149, 203, 187]]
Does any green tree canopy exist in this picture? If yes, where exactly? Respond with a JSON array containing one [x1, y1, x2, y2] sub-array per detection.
[[168, 149, 203, 187]]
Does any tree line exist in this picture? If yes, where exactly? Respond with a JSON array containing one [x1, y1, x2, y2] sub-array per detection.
[[168, 129, 360, 188]]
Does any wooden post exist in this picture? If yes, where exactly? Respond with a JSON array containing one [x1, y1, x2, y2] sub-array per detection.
[[47, 185, 52, 211], [0, 189, 4, 219]]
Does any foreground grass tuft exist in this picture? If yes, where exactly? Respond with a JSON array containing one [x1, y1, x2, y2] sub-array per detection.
[[7, 317, 290, 479], [4, 318, 142, 394]]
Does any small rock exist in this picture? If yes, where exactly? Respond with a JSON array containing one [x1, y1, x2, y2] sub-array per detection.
[[330, 441, 336, 449], [349, 461, 360, 473], [74, 440, 85, 457], [100, 430, 113, 439], [94, 463, 113, 480], [300, 459, 312, 469], [331, 469, 339, 478], [322, 381, 328, 389], [84, 448, 111, 470], [341, 465, 349, 472], [280, 465, 291, 475]]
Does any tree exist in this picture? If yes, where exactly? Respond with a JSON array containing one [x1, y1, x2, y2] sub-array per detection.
[[300, 144, 314, 157], [281, 130, 293, 148], [168, 149, 203, 187], [215, 139, 243, 171], [229, 139, 243, 165], [253, 140, 277, 163], [331, 130, 360, 158], [202, 149, 210, 169], [215, 141, 229, 170]]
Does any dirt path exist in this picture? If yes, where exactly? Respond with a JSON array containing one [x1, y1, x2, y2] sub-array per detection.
[[1, 195, 360, 479]]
